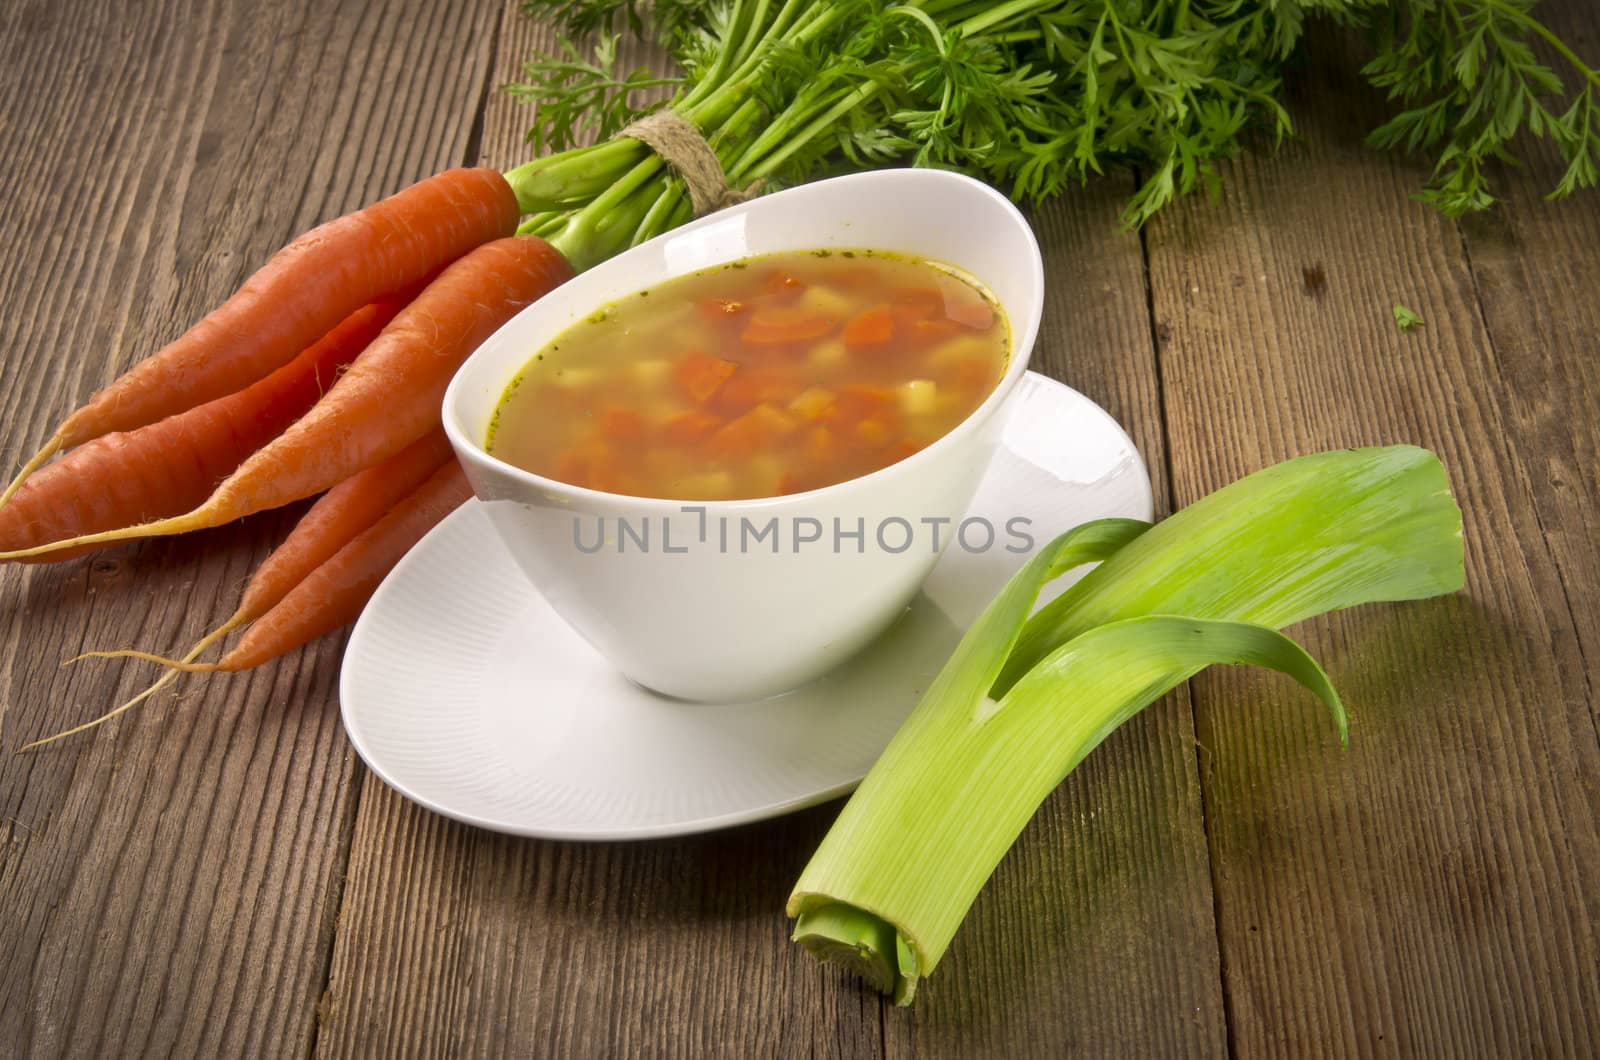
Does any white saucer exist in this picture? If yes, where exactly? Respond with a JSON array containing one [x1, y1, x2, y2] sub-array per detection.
[[340, 372, 1153, 840]]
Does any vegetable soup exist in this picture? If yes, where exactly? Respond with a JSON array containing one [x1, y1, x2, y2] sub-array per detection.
[[486, 249, 1009, 499]]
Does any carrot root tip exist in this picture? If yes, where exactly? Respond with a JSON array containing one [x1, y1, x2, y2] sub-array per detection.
[[15, 667, 184, 753], [0, 433, 64, 510], [62, 637, 233, 674], [64, 648, 207, 670], [0, 510, 204, 562]]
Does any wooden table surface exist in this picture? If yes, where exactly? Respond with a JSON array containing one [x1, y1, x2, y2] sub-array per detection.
[[3, 1, 1597, 1056]]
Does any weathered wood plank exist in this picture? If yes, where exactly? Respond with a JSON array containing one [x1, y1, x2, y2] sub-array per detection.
[[319, 786, 885, 1058], [317, 6, 1225, 1057], [0, 0, 500, 1055], [1457, 1, 1600, 738], [1142, 10, 1600, 1055]]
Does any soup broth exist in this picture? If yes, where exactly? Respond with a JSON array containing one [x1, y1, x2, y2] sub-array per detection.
[[486, 249, 1009, 500]]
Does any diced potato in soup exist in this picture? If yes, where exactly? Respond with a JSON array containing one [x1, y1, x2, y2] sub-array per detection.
[[485, 249, 1009, 499]]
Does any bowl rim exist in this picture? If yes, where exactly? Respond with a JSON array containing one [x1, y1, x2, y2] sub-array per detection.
[[443, 167, 1045, 514]]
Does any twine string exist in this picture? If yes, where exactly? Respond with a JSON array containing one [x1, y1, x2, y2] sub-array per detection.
[[618, 110, 764, 216]]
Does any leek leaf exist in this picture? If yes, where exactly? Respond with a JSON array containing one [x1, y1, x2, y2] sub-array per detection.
[[789, 446, 1466, 1003], [998, 445, 1464, 693]]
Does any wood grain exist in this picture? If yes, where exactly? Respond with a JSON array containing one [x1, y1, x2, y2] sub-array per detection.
[[1142, 13, 1600, 1056], [315, 7, 1223, 1057], [0, 0, 500, 1055], [1457, 2, 1600, 739], [3, 0, 1598, 1056]]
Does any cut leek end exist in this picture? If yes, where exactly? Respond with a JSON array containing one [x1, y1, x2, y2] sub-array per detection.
[[791, 903, 922, 1004], [793, 904, 898, 994]]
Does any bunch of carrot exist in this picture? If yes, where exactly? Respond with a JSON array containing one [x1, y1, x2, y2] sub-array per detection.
[[5, 167, 574, 748]]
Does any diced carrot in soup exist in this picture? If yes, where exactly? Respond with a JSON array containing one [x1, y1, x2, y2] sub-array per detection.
[[602, 407, 647, 442], [741, 305, 838, 345], [841, 304, 896, 348], [486, 248, 1007, 500], [663, 411, 723, 445], [897, 310, 960, 350], [579, 438, 615, 469], [855, 418, 893, 448], [806, 424, 842, 464], [675, 351, 740, 403], [710, 404, 799, 458], [829, 384, 896, 424], [711, 371, 795, 417]]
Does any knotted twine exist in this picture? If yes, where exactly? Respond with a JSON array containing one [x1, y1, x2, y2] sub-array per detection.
[[618, 110, 764, 217]]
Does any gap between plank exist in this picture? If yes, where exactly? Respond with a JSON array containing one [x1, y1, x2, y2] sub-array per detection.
[[1449, 219, 1600, 757], [304, 687, 369, 1060], [462, 2, 505, 170], [1135, 213, 1241, 1060]]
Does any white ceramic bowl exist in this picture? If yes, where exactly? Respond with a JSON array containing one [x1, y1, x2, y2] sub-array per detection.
[[443, 169, 1044, 701]]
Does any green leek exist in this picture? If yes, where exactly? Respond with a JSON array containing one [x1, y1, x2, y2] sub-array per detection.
[[788, 445, 1465, 1003]]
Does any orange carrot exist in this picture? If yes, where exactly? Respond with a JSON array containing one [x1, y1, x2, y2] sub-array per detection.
[[841, 304, 895, 347], [710, 371, 796, 417], [233, 430, 455, 618], [740, 306, 837, 345], [31, 455, 468, 751], [1, 168, 519, 506], [0, 236, 570, 562], [662, 411, 723, 445], [0, 293, 411, 562], [674, 351, 740, 403], [805, 425, 840, 464], [855, 418, 894, 448], [601, 407, 647, 443], [81, 429, 454, 667], [209, 461, 473, 667], [710, 403, 799, 457]]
